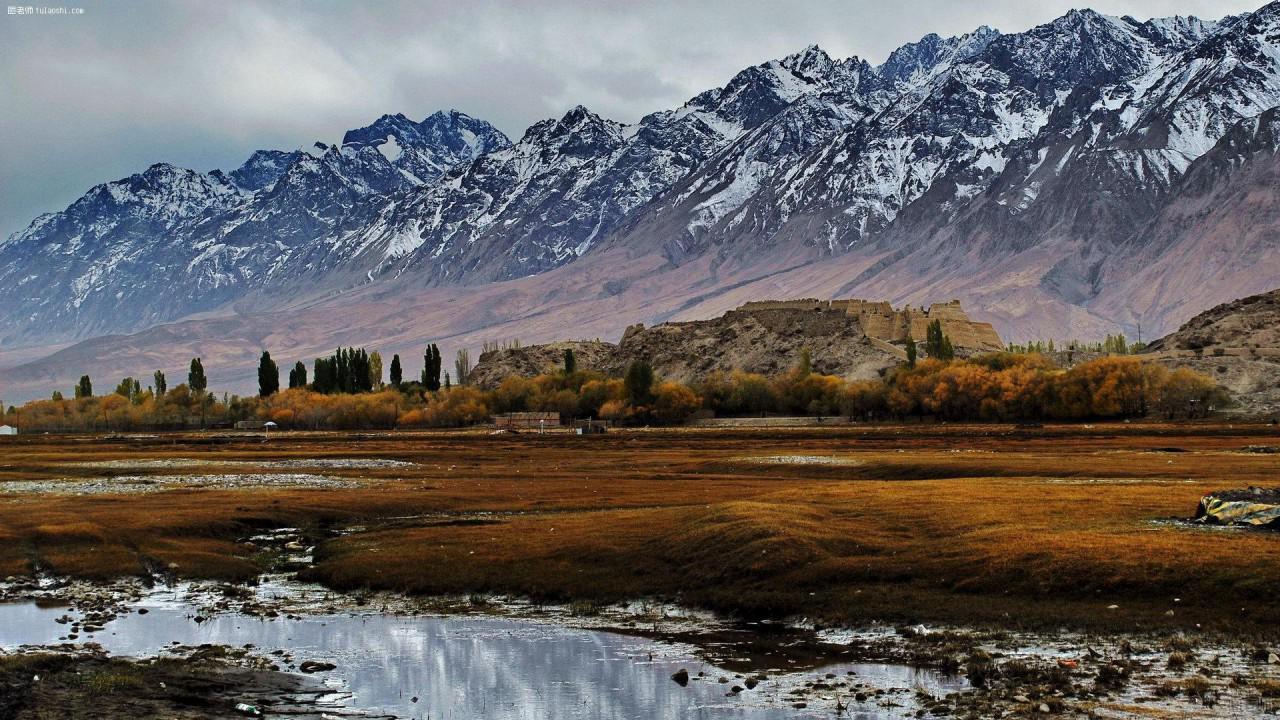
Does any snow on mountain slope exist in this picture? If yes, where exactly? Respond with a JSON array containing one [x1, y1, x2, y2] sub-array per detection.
[[322, 47, 889, 286], [341, 110, 511, 185], [0, 112, 511, 343], [3, 3, 1280, 354]]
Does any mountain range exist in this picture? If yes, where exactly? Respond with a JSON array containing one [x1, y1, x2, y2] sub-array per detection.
[[2, 3, 1279, 400]]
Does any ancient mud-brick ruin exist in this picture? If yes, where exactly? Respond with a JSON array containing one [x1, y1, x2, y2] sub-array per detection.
[[734, 298, 1003, 351], [470, 296, 1006, 389]]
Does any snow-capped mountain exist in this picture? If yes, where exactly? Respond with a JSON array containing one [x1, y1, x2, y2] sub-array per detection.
[[3, 2, 1280, 350], [321, 46, 892, 286], [0, 111, 509, 340], [341, 110, 511, 185]]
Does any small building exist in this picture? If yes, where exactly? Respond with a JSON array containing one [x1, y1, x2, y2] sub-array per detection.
[[574, 419, 608, 435], [234, 420, 267, 431], [0, 425, 16, 436], [493, 412, 561, 430]]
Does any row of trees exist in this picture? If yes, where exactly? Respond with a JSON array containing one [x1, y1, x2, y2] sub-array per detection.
[[61, 359, 206, 402], [1005, 334, 1146, 355], [11, 338, 1226, 432], [59, 342, 473, 408], [310, 347, 379, 395]]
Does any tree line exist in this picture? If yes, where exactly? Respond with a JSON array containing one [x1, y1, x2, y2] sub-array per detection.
[[3, 337, 1227, 433], [1005, 334, 1146, 355]]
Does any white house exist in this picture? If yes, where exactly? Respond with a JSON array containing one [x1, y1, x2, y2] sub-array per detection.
[[0, 425, 16, 435]]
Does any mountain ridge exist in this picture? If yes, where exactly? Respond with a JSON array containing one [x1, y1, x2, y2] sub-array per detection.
[[2, 3, 1279, 400]]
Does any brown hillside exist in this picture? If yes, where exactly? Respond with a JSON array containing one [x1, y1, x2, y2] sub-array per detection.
[[469, 299, 1001, 388], [1146, 288, 1280, 417]]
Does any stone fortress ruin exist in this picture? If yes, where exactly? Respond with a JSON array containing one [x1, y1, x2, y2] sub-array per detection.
[[469, 296, 1004, 389], [732, 298, 1004, 352]]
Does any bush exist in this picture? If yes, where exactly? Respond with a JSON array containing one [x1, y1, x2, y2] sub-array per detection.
[[652, 382, 701, 425]]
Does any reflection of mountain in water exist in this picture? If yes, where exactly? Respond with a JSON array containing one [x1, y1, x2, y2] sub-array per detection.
[[0, 589, 964, 719]]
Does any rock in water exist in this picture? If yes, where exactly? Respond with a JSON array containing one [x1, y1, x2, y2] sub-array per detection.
[[671, 668, 689, 686], [1194, 487, 1280, 529]]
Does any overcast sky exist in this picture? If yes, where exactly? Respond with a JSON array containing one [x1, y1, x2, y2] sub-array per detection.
[[0, 0, 1265, 239]]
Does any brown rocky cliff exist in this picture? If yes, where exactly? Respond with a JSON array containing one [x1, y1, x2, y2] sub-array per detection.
[[469, 299, 1005, 388], [1145, 287, 1280, 418]]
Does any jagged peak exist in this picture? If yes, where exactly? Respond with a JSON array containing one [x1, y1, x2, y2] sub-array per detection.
[[227, 149, 303, 192], [422, 108, 473, 125], [780, 44, 835, 75], [132, 163, 235, 190], [1056, 8, 1115, 25], [1125, 13, 1218, 50], [140, 162, 186, 177], [560, 104, 599, 124], [878, 25, 999, 84], [1035, 7, 1142, 40], [516, 105, 623, 149]]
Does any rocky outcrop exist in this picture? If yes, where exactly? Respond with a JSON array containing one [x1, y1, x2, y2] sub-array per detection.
[[1146, 288, 1280, 353], [468, 341, 615, 389], [1194, 487, 1280, 529], [604, 307, 903, 384], [1145, 287, 1280, 417], [468, 299, 996, 388]]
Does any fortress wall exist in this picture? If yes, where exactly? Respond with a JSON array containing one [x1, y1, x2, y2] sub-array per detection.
[[924, 301, 970, 322], [727, 307, 855, 335], [734, 297, 1003, 351], [859, 313, 903, 341], [737, 299, 829, 311]]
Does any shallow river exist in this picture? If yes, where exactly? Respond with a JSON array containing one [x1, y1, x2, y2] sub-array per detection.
[[0, 584, 966, 719]]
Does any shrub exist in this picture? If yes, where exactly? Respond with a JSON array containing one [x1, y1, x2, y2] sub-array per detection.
[[652, 382, 701, 425]]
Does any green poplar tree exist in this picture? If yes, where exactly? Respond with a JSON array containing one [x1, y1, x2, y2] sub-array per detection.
[[258, 351, 280, 397], [389, 354, 403, 388], [422, 344, 442, 391], [289, 361, 307, 389], [188, 358, 207, 392], [624, 360, 655, 407]]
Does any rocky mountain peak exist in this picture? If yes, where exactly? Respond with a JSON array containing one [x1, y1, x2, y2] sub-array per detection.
[[229, 149, 304, 192], [877, 25, 1000, 86], [780, 44, 835, 78], [518, 105, 625, 154]]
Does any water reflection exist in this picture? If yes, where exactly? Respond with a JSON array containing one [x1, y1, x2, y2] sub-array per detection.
[[0, 592, 965, 719]]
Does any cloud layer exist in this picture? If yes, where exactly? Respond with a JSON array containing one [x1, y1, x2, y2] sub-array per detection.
[[0, 0, 1262, 238]]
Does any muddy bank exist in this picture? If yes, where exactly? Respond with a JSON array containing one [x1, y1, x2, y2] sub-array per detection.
[[3, 573, 1280, 719], [0, 650, 350, 720], [0, 473, 360, 496]]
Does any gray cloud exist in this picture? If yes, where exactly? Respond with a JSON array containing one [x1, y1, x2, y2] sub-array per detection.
[[0, 0, 1265, 238]]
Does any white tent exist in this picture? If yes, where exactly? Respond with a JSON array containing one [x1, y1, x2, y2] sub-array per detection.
[[0, 425, 16, 436]]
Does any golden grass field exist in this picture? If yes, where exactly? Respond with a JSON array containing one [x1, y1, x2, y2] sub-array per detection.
[[1, 423, 1278, 634]]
